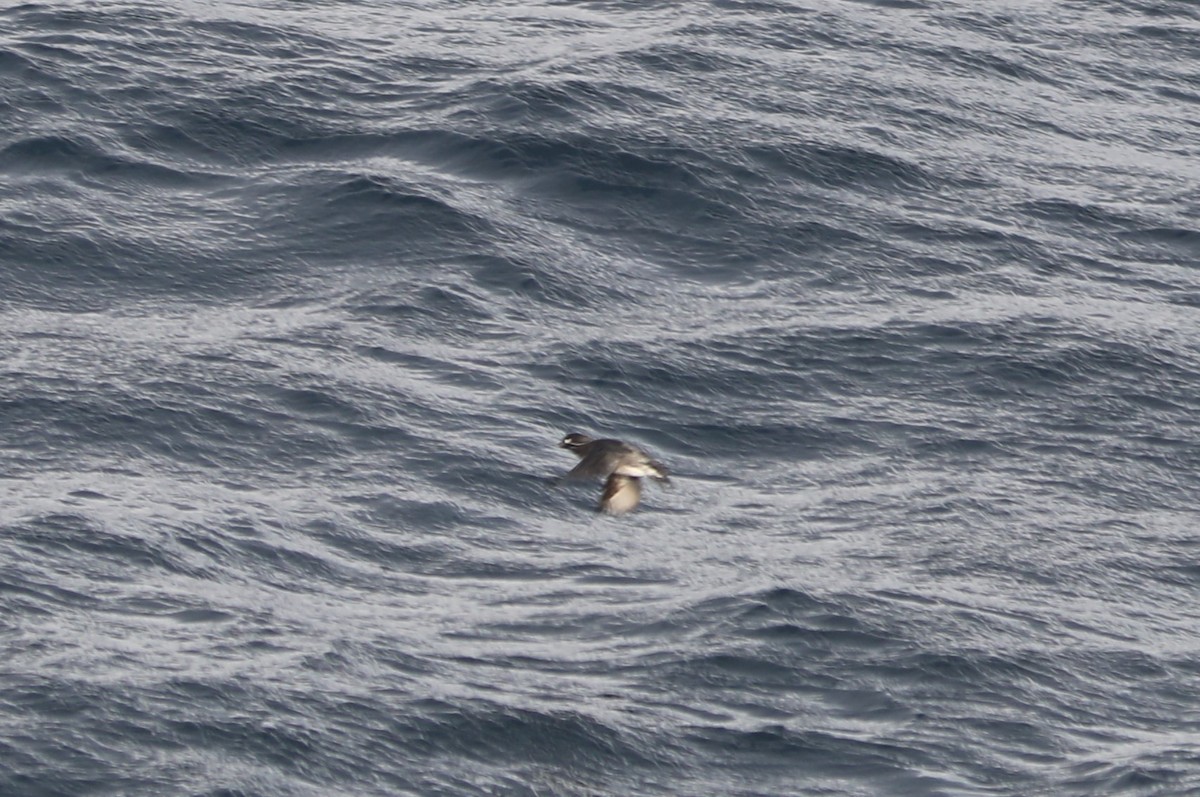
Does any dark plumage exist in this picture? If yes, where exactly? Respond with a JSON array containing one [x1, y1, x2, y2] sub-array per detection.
[[558, 432, 669, 514]]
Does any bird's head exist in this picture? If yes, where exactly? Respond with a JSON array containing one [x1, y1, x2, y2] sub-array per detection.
[[559, 432, 593, 450]]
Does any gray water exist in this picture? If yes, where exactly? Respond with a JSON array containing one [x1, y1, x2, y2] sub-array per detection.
[[3, 1, 1200, 795]]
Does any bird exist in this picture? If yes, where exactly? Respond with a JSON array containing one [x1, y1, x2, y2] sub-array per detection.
[[558, 432, 670, 514]]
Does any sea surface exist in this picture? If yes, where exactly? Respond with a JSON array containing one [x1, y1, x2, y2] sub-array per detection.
[[2, 1, 1199, 795]]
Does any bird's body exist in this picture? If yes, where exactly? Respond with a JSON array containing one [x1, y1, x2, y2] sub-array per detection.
[[558, 432, 669, 514]]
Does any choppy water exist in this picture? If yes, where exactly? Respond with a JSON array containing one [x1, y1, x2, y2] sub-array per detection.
[[3, 1, 1200, 795]]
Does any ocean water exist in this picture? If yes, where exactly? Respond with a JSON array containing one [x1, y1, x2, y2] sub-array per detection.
[[2, 0, 1199, 795]]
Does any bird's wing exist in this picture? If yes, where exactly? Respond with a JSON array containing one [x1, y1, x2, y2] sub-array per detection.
[[563, 448, 615, 480], [599, 475, 641, 515]]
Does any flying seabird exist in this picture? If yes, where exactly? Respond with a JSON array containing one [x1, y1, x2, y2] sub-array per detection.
[[558, 432, 670, 514]]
